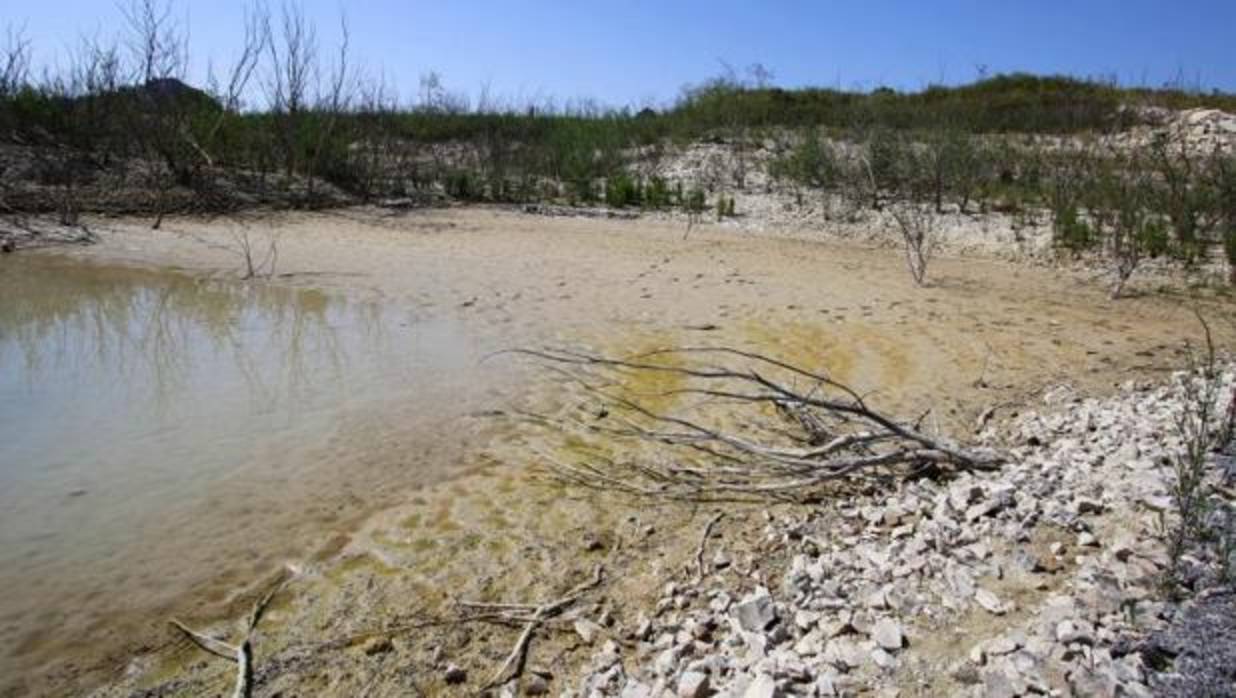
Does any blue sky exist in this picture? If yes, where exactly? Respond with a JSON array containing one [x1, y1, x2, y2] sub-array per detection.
[[10, 1, 1235, 108]]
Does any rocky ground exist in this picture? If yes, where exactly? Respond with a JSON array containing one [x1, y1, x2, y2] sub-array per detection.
[[568, 366, 1236, 698]]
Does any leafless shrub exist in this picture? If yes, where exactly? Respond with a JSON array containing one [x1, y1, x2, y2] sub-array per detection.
[[264, 1, 316, 179], [889, 201, 937, 286], [231, 225, 280, 280], [200, 3, 269, 167], [0, 23, 31, 98]]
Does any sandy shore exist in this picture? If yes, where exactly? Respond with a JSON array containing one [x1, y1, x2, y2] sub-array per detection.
[[12, 205, 1232, 696]]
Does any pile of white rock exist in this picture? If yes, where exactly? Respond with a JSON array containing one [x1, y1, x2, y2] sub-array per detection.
[[573, 365, 1235, 697]]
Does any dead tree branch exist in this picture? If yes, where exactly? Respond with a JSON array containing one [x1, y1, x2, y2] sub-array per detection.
[[454, 564, 604, 691], [169, 567, 294, 698], [512, 347, 1002, 501]]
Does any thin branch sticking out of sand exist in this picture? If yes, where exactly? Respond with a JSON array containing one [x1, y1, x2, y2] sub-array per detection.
[[456, 565, 605, 691], [695, 512, 725, 582], [169, 567, 294, 698]]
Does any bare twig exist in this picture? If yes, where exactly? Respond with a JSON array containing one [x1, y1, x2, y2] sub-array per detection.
[[453, 565, 604, 691], [169, 568, 293, 698], [695, 512, 725, 581]]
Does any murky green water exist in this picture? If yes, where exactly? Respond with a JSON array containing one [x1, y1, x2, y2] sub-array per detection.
[[0, 254, 495, 680]]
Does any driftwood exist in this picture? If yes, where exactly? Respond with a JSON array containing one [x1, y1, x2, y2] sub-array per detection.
[[455, 565, 604, 690], [515, 347, 1003, 501], [169, 568, 294, 698]]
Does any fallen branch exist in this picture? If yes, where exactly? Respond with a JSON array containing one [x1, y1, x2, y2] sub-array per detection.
[[455, 565, 605, 690], [512, 347, 1003, 500], [169, 568, 294, 698], [695, 512, 725, 581]]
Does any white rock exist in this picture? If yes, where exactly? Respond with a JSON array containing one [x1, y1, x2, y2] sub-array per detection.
[[985, 636, 1019, 656], [871, 618, 904, 651], [743, 673, 779, 698], [620, 679, 653, 698], [975, 588, 1006, 615], [1055, 619, 1094, 645], [871, 646, 898, 669], [734, 587, 777, 632], [677, 671, 710, 698], [575, 618, 603, 644]]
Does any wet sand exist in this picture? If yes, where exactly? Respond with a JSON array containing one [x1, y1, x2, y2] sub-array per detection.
[[10, 206, 1233, 696]]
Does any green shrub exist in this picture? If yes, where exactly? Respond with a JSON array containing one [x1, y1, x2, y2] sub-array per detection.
[[644, 177, 671, 209], [446, 170, 479, 200], [770, 132, 837, 188], [1052, 205, 1094, 251], [605, 174, 641, 208], [684, 188, 706, 215]]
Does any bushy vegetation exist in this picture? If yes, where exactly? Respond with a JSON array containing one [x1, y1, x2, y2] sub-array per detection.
[[1, 2, 1235, 287]]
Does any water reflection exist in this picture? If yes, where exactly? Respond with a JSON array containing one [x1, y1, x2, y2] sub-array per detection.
[[0, 255, 481, 682], [1, 257, 353, 415]]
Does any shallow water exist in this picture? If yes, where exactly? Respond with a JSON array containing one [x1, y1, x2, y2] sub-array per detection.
[[0, 254, 494, 679]]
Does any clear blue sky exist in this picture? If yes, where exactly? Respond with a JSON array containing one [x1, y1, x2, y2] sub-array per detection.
[[11, 0, 1236, 108]]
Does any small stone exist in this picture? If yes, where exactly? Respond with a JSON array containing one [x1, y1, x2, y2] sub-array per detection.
[[865, 587, 890, 610], [712, 550, 732, 570], [734, 587, 777, 632], [793, 609, 819, 631], [1074, 497, 1104, 515], [871, 618, 905, 651], [621, 679, 653, 698], [975, 589, 1006, 615], [743, 673, 779, 698], [524, 674, 550, 695], [575, 618, 603, 644], [1055, 619, 1094, 645], [361, 636, 393, 655], [1078, 532, 1098, 547], [871, 646, 897, 669], [677, 671, 710, 698], [815, 671, 841, 697], [985, 636, 1019, 656], [444, 664, 467, 684], [633, 614, 653, 640], [824, 637, 867, 670], [654, 647, 682, 675], [982, 668, 1014, 697], [1111, 534, 1137, 562]]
